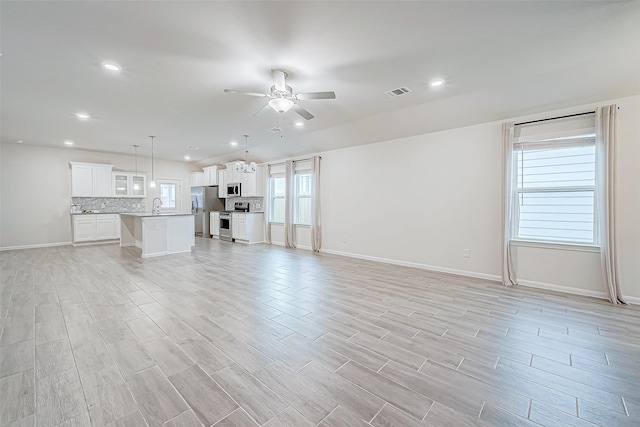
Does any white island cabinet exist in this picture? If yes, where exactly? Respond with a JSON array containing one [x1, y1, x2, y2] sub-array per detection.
[[120, 213, 194, 258]]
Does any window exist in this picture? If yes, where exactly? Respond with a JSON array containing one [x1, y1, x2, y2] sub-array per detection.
[[295, 174, 311, 225], [270, 175, 285, 223], [155, 179, 181, 213], [160, 183, 176, 209], [511, 121, 597, 246]]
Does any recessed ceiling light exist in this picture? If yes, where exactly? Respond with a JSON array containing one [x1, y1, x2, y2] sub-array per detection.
[[64, 140, 74, 146], [295, 122, 304, 127], [430, 79, 445, 87], [75, 112, 90, 120], [15, 139, 23, 144], [184, 155, 191, 160], [103, 62, 121, 72], [230, 141, 238, 146]]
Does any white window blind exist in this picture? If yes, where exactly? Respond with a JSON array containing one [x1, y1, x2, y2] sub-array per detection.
[[512, 113, 597, 245]]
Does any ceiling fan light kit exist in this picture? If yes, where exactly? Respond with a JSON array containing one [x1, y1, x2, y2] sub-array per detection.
[[224, 69, 335, 121], [268, 98, 294, 113]]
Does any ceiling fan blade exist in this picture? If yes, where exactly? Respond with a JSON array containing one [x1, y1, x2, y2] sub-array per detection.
[[224, 89, 267, 97], [271, 69, 287, 92], [253, 104, 271, 117], [293, 104, 314, 120], [295, 91, 336, 100]]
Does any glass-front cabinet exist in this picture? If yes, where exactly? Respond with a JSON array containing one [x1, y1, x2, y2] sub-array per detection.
[[112, 173, 146, 198]]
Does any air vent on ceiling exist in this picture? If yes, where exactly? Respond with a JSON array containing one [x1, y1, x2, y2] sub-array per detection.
[[385, 86, 412, 97]]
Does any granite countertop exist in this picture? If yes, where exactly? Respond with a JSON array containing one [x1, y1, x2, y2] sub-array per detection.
[[120, 212, 194, 217], [71, 212, 129, 215]]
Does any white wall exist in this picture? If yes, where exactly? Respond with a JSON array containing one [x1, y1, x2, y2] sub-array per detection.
[[0, 143, 197, 249], [317, 95, 640, 301]]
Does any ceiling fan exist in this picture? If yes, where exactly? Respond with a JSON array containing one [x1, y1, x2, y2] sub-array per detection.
[[224, 69, 335, 120]]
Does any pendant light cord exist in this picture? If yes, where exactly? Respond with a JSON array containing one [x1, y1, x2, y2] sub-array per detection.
[[133, 145, 138, 177], [150, 135, 155, 183]]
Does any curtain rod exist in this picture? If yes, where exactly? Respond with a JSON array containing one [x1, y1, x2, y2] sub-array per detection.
[[514, 111, 595, 127]]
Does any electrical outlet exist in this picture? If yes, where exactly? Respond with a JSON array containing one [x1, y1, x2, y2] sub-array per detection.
[[463, 249, 470, 258]]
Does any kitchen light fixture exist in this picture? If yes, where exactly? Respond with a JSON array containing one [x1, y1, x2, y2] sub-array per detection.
[[103, 62, 121, 72], [230, 140, 238, 146], [235, 134, 257, 174], [133, 144, 140, 190], [268, 98, 294, 113], [184, 155, 191, 160], [75, 112, 90, 120], [64, 140, 74, 146], [295, 122, 304, 127], [149, 136, 156, 188], [430, 79, 445, 87]]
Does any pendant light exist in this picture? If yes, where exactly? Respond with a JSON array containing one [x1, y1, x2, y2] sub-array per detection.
[[235, 134, 257, 173], [133, 144, 140, 190], [149, 135, 156, 188]]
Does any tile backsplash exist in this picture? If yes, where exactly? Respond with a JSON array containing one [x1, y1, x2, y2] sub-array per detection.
[[225, 197, 264, 212], [71, 197, 146, 213]]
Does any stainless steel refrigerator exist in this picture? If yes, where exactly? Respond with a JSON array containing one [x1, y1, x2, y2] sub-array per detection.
[[191, 186, 225, 237]]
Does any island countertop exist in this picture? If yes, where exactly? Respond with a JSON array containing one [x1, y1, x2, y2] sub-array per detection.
[[120, 212, 194, 217]]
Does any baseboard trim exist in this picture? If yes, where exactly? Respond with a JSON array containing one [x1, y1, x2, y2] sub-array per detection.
[[624, 296, 640, 305], [0, 242, 72, 251], [516, 279, 609, 301], [321, 249, 502, 283], [320, 248, 639, 305]]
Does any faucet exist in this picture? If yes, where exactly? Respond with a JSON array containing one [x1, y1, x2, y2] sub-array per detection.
[[152, 197, 162, 215]]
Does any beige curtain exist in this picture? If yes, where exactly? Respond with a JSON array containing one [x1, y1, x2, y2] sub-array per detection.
[[502, 123, 517, 286], [263, 166, 271, 244], [310, 156, 322, 252], [596, 105, 625, 304], [284, 160, 296, 248]]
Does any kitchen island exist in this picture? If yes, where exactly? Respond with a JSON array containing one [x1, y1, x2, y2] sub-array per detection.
[[120, 213, 194, 258]]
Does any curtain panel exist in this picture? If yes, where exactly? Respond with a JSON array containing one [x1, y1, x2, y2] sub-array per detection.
[[263, 165, 272, 244], [502, 123, 517, 286], [310, 156, 322, 252], [596, 105, 625, 304], [284, 160, 296, 248]]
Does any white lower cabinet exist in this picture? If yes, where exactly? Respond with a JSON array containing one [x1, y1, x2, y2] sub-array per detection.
[[72, 214, 119, 244], [231, 213, 264, 244], [210, 211, 220, 237]]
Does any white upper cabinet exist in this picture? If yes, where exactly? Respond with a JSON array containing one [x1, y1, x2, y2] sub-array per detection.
[[218, 169, 227, 197], [70, 162, 113, 197], [112, 172, 146, 198], [190, 172, 203, 187], [202, 166, 219, 186]]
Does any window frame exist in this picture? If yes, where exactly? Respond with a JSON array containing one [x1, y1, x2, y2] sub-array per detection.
[[294, 173, 312, 226], [509, 136, 599, 248], [269, 173, 285, 224]]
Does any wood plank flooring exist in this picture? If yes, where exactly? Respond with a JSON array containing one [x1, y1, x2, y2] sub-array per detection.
[[1, 238, 640, 426]]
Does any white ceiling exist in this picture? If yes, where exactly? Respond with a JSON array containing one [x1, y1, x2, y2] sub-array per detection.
[[2, 1, 639, 165]]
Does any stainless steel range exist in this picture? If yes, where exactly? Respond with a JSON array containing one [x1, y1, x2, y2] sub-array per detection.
[[219, 211, 233, 242]]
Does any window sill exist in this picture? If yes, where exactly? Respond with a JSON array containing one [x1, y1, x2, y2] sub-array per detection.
[[510, 239, 600, 253], [294, 224, 310, 228]]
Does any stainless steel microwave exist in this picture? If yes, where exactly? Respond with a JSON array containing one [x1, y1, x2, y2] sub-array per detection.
[[226, 182, 241, 197]]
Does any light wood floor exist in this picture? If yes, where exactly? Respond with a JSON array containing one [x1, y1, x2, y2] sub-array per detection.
[[1, 238, 640, 427]]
